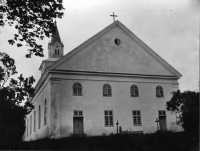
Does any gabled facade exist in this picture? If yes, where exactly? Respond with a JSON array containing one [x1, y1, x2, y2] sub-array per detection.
[[24, 20, 182, 141]]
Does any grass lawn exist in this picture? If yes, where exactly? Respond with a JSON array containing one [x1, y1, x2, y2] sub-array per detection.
[[1, 132, 198, 150]]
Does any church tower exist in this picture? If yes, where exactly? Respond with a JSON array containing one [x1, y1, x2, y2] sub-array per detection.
[[48, 21, 64, 58], [39, 22, 64, 75]]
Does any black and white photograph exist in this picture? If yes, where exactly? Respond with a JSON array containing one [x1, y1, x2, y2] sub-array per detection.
[[0, 0, 199, 150]]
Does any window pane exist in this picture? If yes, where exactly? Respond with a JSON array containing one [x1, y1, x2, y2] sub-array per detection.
[[78, 88, 81, 95], [133, 111, 136, 115], [108, 89, 111, 96], [109, 116, 113, 125], [79, 111, 82, 116], [133, 110, 142, 125], [105, 111, 108, 115], [138, 117, 141, 125], [105, 110, 113, 126], [159, 110, 166, 116], [162, 111, 166, 115], [30, 116, 32, 135], [74, 111, 78, 116], [103, 84, 111, 96], [135, 89, 138, 96], [73, 83, 82, 95], [105, 117, 109, 125]]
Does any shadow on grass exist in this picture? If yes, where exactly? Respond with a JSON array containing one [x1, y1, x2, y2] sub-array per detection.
[[1, 132, 198, 150]]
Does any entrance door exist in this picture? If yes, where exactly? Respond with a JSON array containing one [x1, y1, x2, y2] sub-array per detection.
[[158, 110, 167, 131], [73, 117, 84, 134], [159, 116, 167, 131]]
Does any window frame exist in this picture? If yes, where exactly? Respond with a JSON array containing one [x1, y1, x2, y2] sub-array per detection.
[[103, 84, 112, 97], [34, 110, 36, 132], [156, 86, 164, 97], [158, 110, 166, 116], [27, 118, 28, 137], [44, 99, 47, 126], [130, 85, 139, 97], [73, 82, 82, 96], [30, 115, 32, 135], [104, 110, 114, 127], [132, 110, 142, 126], [38, 105, 41, 129], [55, 45, 59, 55], [73, 110, 83, 117]]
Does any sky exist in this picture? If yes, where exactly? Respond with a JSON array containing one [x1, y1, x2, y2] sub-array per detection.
[[0, 0, 200, 91]]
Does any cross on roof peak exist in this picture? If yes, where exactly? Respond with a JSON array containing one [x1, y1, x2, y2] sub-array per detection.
[[110, 12, 118, 22]]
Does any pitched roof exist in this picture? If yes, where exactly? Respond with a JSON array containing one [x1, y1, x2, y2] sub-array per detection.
[[47, 20, 182, 78]]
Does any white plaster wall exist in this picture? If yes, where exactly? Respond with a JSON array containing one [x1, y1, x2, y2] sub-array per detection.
[[24, 81, 51, 141], [49, 80, 61, 138], [55, 26, 174, 76], [58, 73, 180, 137]]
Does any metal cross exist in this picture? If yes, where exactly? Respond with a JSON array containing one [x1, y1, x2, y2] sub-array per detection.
[[116, 120, 119, 134], [110, 12, 118, 22], [155, 118, 160, 131]]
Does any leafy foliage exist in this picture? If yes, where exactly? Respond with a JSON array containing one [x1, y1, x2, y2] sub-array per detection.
[[166, 90, 199, 134], [0, 52, 35, 144], [0, 52, 17, 88], [0, 0, 64, 57]]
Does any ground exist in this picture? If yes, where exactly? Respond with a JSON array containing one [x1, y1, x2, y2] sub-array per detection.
[[1, 132, 198, 150]]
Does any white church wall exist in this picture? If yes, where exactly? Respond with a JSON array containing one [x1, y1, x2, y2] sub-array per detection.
[[24, 81, 51, 141], [57, 73, 179, 137], [55, 26, 175, 77], [23, 20, 182, 141], [49, 80, 61, 138]]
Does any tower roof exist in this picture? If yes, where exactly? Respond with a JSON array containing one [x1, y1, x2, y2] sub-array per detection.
[[50, 21, 62, 45]]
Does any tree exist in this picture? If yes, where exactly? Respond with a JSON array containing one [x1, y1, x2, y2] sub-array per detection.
[[166, 90, 199, 134], [0, 52, 35, 143], [0, 0, 64, 58]]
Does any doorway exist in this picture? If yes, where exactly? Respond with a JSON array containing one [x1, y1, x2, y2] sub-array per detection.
[[73, 117, 84, 134], [158, 110, 167, 131]]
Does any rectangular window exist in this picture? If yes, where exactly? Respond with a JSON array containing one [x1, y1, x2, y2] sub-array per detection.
[[27, 119, 28, 137], [44, 100, 47, 126], [34, 111, 36, 132], [132, 110, 142, 126], [30, 115, 32, 135], [104, 110, 114, 126], [38, 106, 41, 129], [158, 110, 166, 116], [74, 110, 83, 117]]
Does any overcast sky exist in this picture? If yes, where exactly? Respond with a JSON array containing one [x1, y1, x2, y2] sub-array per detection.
[[1, 0, 200, 91]]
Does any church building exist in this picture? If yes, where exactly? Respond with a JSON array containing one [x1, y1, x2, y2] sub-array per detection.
[[24, 20, 182, 141]]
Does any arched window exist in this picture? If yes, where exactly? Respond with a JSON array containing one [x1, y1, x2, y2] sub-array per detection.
[[131, 85, 139, 97], [156, 86, 164, 97], [34, 110, 36, 132], [30, 115, 32, 135], [103, 84, 112, 97], [73, 82, 82, 95], [27, 118, 28, 137], [55, 45, 59, 55], [44, 99, 47, 126], [38, 106, 41, 129]]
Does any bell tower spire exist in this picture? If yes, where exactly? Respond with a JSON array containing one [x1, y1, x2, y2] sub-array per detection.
[[39, 21, 64, 75], [48, 21, 64, 58]]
